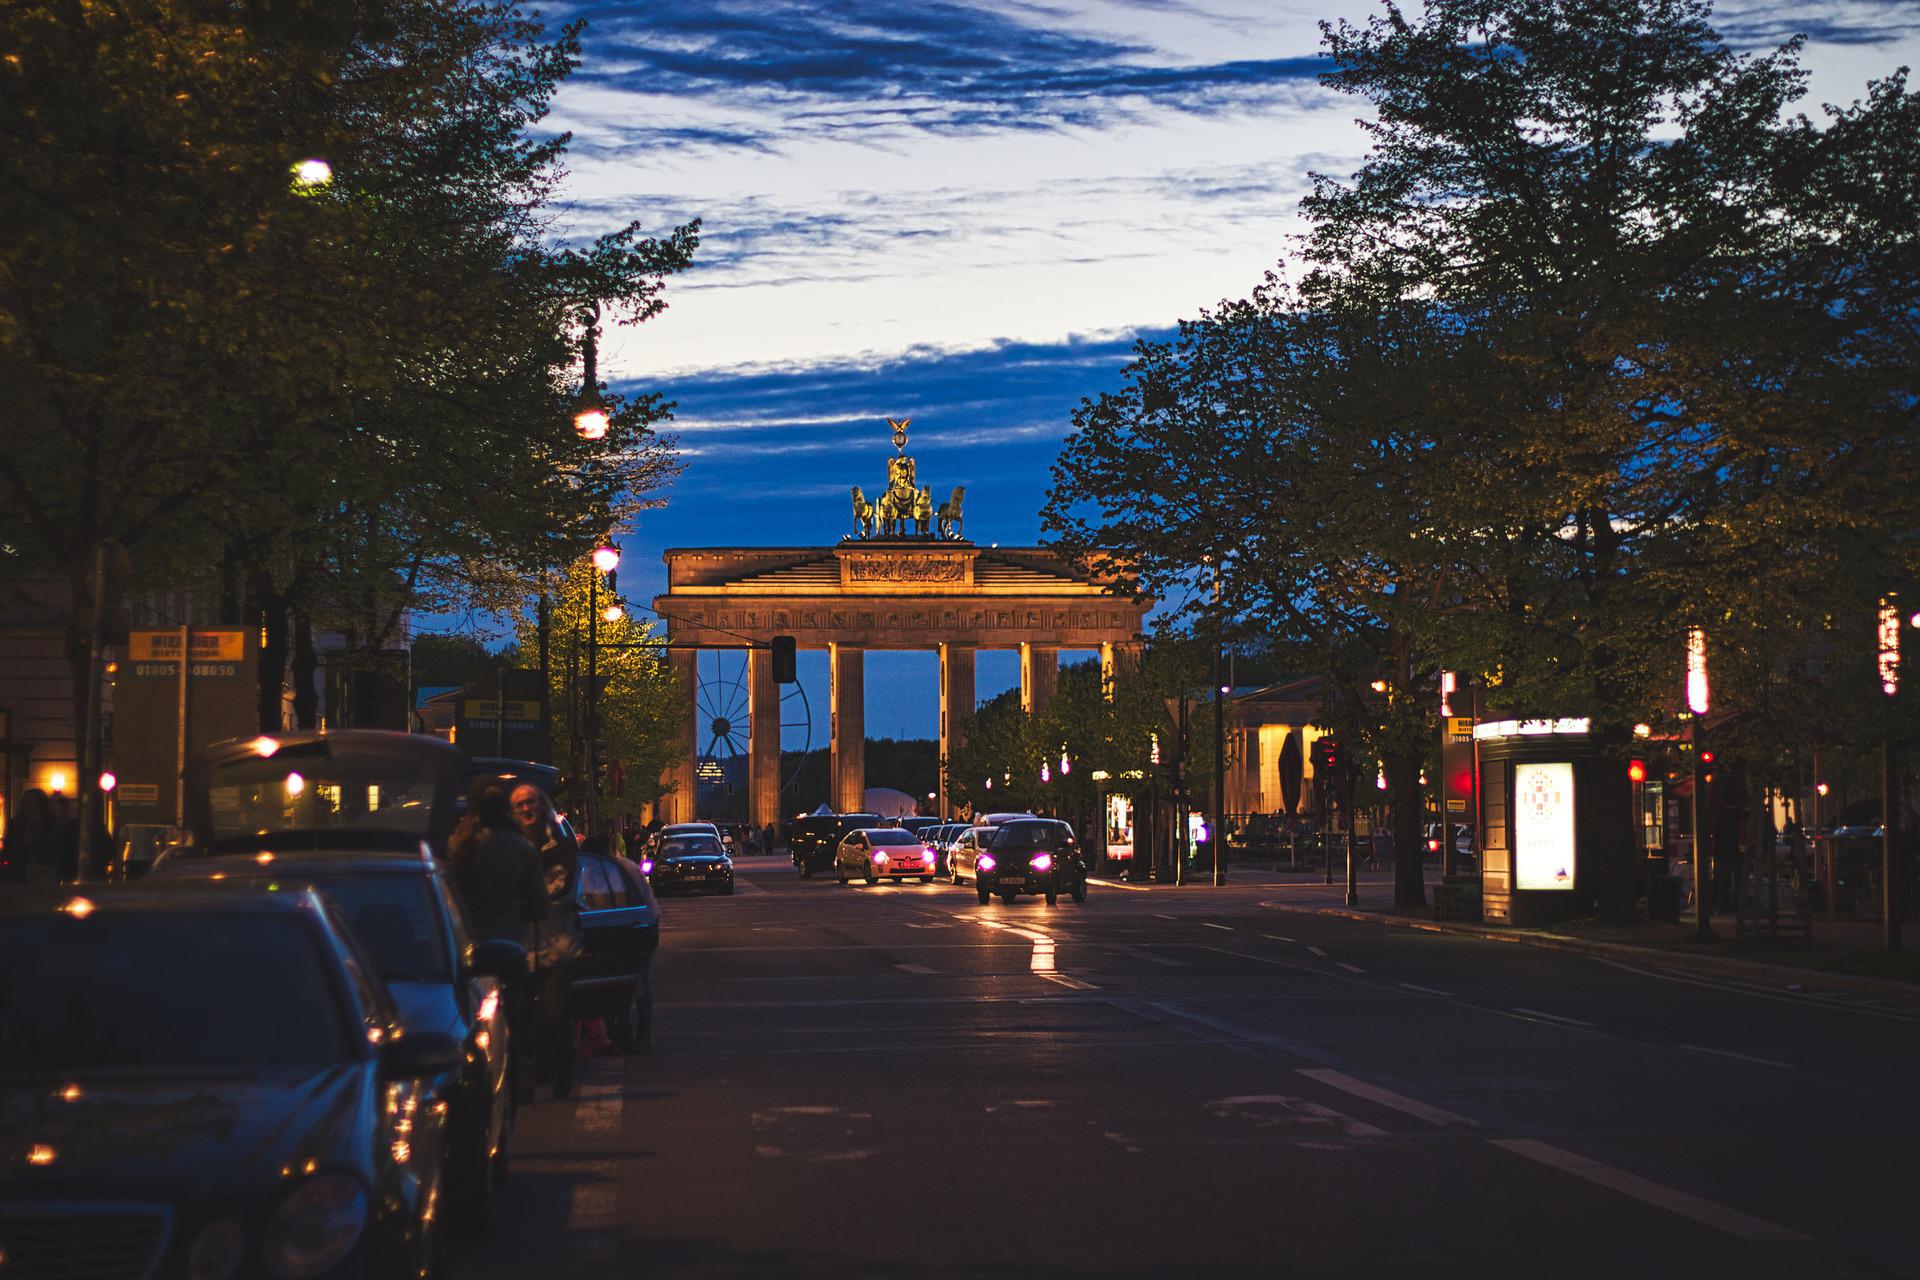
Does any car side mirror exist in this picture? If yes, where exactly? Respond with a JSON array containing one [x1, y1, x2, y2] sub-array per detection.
[[464, 938, 527, 980], [381, 1029, 462, 1078]]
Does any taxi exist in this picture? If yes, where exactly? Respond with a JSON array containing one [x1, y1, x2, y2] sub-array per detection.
[[834, 827, 938, 884]]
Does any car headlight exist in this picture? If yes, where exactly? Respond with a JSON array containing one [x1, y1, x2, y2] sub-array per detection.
[[977, 854, 996, 872], [264, 1174, 366, 1279], [641, 859, 654, 874], [873, 851, 889, 864], [1030, 853, 1053, 871], [188, 1218, 245, 1280]]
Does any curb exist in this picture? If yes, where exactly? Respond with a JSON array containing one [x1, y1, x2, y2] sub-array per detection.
[[1258, 901, 1920, 1000]]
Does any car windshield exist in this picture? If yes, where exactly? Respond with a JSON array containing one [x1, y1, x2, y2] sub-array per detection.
[[994, 821, 1067, 849], [313, 875, 450, 984], [868, 830, 919, 845], [662, 838, 722, 857], [205, 753, 437, 843], [0, 913, 352, 1072]]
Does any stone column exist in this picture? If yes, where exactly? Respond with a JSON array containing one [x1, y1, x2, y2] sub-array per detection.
[[938, 643, 975, 819], [1020, 643, 1058, 716], [664, 646, 699, 824], [830, 643, 865, 813], [748, 646, 781, 830]]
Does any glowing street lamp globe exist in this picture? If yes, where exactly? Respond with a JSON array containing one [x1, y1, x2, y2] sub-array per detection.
[[573, 403, 610, 441], [602, 604, 624, 623], [591, 545, 621, 573], [290, 158, 332, 190]]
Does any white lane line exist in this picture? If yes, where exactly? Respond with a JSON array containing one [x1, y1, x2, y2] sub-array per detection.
[[1306, 945, 1329, 957], [1335, 962, 1367, 975], [894, 963, 939, 975], [1087, 877, 1150, 892], [1297, 1068, 1480, 1128], [1489, 1139, 1811, 1243], [563, 1070, 625, 1261], [1511, 1007, 1597, 1028], [1260, 933, 1297, 943], [1154, 913, 1180, 921], [1030, 939, 1057, 972], [1678, 1044, 1795, 1070], [1594, 957, 1920, 1025], [1398, 982, 1452, 997], [1202, 923, 1234, 932], [1041, 972, 1100, 990]]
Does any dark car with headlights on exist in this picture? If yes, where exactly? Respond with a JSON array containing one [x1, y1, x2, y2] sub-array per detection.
[[787, 812, 881, 878], [0, 883, 462, 1280], [952, 818, 1088, 906], [645, 833, 734, 896], [148, 852, 523, 1240]]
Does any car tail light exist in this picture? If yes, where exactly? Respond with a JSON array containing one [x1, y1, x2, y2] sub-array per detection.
[[1427, 839, 1440, 853], [977, 854, 996, 872], [1030, 853, 1053, 871]]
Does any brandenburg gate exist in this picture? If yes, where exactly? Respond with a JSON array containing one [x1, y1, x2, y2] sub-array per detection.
[[652, 420, 1151, 824]]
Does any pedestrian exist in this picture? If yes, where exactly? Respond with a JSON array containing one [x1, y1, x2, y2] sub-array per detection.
[[448, 778, 546, 1101], [49, 793, 79, 882], [5, 788, 60, 885], [511, 783, 582, 1100], [763, 821, 778, 855]]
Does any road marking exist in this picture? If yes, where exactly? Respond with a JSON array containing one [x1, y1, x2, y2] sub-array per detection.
[[562, 1069, 625, 1261], [894, 963, 939, 975], [1398, 982, 1452, 997], [1107, 943, 1185, 967], [1202, 923, 1234, 932], [1040, 972, 1100, 990], [1678, 1043, 1795, 1070], [1154, 913, 1180, 921], [1204, 1094, 1388, 1144], [1595, 957, 1920, 1025], [1511, 1007, 1596, 1028], [1260, 933, 1297, 943], [1030, 938, 1057, 972], [1306, 945, 1328, 957], [1297, 1068, 1479, 1128], [1087, 877, 1150, 892], [1335, 962, 1367, 974], [1489, 1139, 1811, 1243]]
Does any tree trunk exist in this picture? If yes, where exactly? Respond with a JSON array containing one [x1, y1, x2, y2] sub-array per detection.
[[252, 575, 289, 734], [290, 605, 319, 729], [1390, 748, 1427, 909], [1588, 720, 1637, 922]]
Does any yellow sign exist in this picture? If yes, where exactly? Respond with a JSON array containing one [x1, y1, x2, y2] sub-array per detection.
[[128, 630, 245, 662], [1445, 716, 1475, 741], [461, 700, 540, 721]]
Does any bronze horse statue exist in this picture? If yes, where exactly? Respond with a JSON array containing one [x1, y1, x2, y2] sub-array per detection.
[[936, 485, 965, 540], [850, 486, 877, 538]]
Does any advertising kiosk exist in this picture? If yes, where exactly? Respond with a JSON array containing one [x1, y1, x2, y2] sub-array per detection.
[[1475, 717, 1626, 926]]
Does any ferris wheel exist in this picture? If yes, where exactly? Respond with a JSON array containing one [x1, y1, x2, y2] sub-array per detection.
[[694, 649, 812, 795]]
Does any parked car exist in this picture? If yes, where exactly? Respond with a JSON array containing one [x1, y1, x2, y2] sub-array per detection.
[[788, 812, 882, 877], [898, 816, 942, 837], [834, 827, 938, 884], [573, 851, 661, 1050], [926, 822, 970, 874], [1, 883, 461, 1278], [647, 831, 735, 895], [148, 852, 523, 1239], [1424, 823, 1476, 862], [951, 818, 1088, 906]]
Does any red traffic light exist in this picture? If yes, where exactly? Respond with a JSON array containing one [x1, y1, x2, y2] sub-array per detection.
[[1448, 768, 1474, 797], [1627, 759, 1647, 783], [1700, 750, 1715, 764]]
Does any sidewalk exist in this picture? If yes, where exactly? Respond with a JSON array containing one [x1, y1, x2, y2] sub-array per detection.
[[1102, 864, 1920, 998]]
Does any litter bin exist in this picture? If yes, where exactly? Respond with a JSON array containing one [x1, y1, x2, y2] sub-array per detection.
[[1647, 874, 1683, 923]]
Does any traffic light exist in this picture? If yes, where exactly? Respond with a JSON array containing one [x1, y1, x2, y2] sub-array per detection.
[[1627, 759, 1647, 784], [771, 635, 797, 684], [1312, 737, 1346, 773], [590, 742, 609, 791]]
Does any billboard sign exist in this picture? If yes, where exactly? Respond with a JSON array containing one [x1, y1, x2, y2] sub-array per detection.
[[114, 628, 257, 826], [1512, 761, 1575, 890]]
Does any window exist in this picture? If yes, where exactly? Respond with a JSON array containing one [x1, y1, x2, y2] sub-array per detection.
[[579, 857, 622, 910]]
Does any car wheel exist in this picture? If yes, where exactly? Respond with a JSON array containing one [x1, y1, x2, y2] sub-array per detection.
[[977, 886, 992, 905], [866, 861, 881, 886], [837, 866, 847, 884], [1070, 875, 1088, 904], [1045, 885, 1058, 907]]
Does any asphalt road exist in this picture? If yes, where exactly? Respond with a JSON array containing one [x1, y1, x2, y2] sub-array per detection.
[[459, 858, 1920, 1280]]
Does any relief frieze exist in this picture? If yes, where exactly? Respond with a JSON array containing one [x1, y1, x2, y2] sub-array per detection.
[[844, 555, 966, 583]]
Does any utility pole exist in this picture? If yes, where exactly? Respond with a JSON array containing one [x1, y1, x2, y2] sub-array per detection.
[[1344, 758, 1359, 908], [74, 540, 114, 881], [1212, 571, 1226, 888]]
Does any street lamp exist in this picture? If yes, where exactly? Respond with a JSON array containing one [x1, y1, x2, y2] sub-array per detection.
[[574, 301, 609, 440], [1687, 626, 1711, 939], [583, 542, 623, 837], [1879, 596, 1903, 952], [591, 544, 621, 573], [290, 158, 332, 190]]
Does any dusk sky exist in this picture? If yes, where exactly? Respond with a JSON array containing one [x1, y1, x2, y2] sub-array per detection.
[[510, 0, 1920, 743]]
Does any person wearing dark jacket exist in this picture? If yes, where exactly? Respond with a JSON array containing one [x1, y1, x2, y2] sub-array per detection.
[[450, 778, 546, 1103], [511, 784, 581, 1099]]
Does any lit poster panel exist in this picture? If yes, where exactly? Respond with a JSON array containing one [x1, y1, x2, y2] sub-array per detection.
[[1104, 794, 1134, 862], [1513, 761, 1576, 891]]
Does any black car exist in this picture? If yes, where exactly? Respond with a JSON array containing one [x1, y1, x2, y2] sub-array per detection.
[[572, 853, 661, 1050], [0, 884, 461, 1279], [149, 852, 522, 1240], [952, 818, 1088, 906], [646, 832, 735, 895], [787, 812, 881, 877]]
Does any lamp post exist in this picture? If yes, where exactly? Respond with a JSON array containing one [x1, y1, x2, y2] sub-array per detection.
[[1212, 568, 1227, 887], [1688, 626, 1712, 939], [586, 543, 621, 836], [573, 302, 610, 441], [1878, 596, 1902, 953]]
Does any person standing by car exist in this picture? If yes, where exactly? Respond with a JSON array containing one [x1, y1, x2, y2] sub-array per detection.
[[450, 778, 547, 1102], [4, 788, 60, 885], [512, 783, 582, 1100]]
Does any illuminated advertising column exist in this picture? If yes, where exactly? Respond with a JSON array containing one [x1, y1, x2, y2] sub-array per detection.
[[1475, 718, 1612, 926]]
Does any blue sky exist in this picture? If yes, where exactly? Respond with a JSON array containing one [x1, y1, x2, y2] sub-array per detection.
[[504, 0, 1920, 743]]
